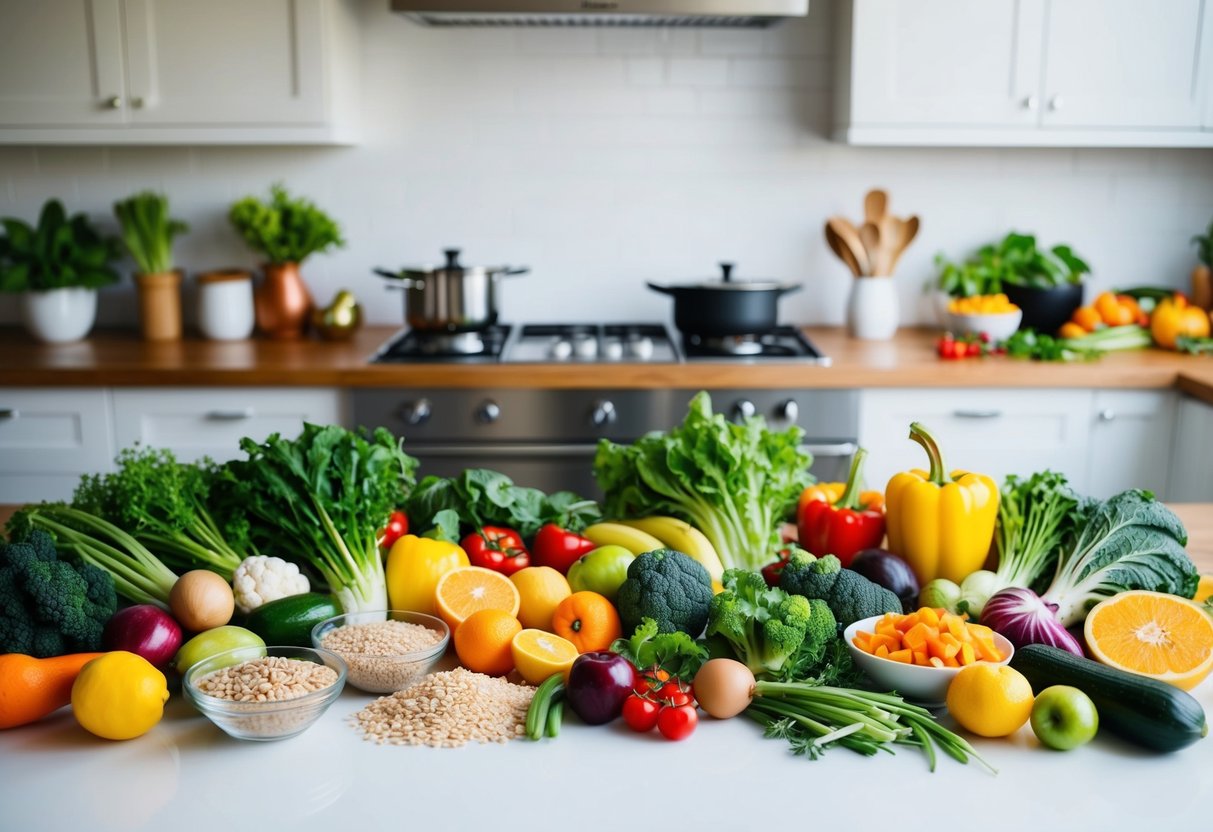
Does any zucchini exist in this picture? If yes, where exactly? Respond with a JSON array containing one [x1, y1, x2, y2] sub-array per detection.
[[245, 593, 341, 647], [1010, 644, 1208, 752]]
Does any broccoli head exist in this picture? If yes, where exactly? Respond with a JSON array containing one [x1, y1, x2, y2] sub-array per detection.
[[778, 548, 901, 627], [706, 568, 837, 677], [615, 549, 713, 637], [0, 531, 117, 657]]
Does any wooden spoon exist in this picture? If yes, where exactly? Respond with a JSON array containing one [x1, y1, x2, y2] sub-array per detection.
[[886, 215, 921, 275], [864, 189, 888, 226], [824, 224, 862, 278], [859, 221, 884, 276], [827, 216, 871, 277]]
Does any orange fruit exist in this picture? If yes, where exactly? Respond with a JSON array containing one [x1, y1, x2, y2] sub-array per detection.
[[1094, 292, 1134, 327], [434, 566, 521, 631], [1071, 305, 1102, 332], [1057, 322, 1088, 340], [550, 591, 622, 654], [510, 566, 572, 632], [1083, 590, 1213, 691], [1193, 575, 1213, 604], [945, 664, 1034, 737], [454, 610, 522, 676], [511, 629, 579, 685]]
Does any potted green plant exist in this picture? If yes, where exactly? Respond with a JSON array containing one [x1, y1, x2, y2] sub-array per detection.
[[0, 200, 120, 343], [113, 191, 189, 341], [228, 184, 345, 339], [933, 232, 1090, 334]]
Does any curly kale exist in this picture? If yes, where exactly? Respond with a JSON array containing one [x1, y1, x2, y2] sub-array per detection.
[[779, 548, 901, 627], [0, 531, 117, 657], [707, 568, 837, 677], [615, 549, 714, 637]]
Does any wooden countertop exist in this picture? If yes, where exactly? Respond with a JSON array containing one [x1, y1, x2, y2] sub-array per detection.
[[0, 326, 1211, 401]]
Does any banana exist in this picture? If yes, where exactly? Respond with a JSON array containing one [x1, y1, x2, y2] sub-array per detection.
[[582, 522, 665, 556], [617, 516, 725, 583]]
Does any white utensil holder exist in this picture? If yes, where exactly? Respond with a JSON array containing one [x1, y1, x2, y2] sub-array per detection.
[[847, 277, 899, 340]]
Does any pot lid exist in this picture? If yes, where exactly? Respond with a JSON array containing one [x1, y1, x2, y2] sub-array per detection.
[[382, 248, 528, 278], [654, 262, 799, 291]]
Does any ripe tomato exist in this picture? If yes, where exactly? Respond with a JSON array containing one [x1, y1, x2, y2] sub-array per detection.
[[657, 704, 698, 741], [460, 526, 530, 576], [622, 694, 661, 733], [531, 524, 597, 574], [656, 681, 694, 708], [632, 667, 670, 695], [379, 510, 409, 549]]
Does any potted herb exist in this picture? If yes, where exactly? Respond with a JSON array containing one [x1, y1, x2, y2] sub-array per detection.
[[113, 191, 189, 341], [0, 200, 120, 343], [228, 184, 345, 339], [934, 232, 1090, 334]]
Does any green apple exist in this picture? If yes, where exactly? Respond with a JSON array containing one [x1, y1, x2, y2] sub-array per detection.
[[567, 545, 635, 601], [1030, 685, 1100, 751]]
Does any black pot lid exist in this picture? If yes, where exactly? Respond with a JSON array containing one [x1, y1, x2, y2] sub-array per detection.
[[651, 263, 800, 292]]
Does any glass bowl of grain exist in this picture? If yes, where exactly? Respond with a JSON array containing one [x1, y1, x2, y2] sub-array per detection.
[[183, 645, 348, 741], [311, 610, 450, 694]]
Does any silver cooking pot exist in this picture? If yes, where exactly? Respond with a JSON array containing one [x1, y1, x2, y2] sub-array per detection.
[[375, 249, 528, 332]]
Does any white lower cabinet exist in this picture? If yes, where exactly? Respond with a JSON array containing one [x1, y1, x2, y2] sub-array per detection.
[[0, 389, 115, 503], [859, 388, 1095, 494], [1168, 396, 1213, 501], [1085, 390, 1176, 500], [111, 388, 343, 463]]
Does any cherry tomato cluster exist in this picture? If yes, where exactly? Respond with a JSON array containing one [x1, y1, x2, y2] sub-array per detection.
[[936, 331, 1006, 360], [623, 672, 698, 741]]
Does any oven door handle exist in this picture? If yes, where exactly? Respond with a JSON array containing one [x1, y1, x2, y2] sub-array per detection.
[[801, 441, 859, 458], [409, 443, 601, 458]]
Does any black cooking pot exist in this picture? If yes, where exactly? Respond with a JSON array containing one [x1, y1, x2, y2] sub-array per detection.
[[648, 263, 801, 337]]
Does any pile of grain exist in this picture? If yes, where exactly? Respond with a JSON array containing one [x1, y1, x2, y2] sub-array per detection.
[[320, 619, 446, 692], [195, 656, 338, 703], [351, 667, 534, 747]]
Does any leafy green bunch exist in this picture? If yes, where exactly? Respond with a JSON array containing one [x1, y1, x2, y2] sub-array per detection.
[[0, 199, 120, 292], [113, 191, 188, 275], [228, 184, 345, 265], [936, 231, 1090, 297]]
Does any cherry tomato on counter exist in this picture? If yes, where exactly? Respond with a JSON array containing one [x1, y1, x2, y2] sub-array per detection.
[[657, 704, 698, 741], [379, 510, 409, 549], [622, 694, 661, 733], [460, 526, 530, 576]]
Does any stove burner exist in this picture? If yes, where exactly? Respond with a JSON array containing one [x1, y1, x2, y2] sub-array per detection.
[[371, 325, 510, 363], [689, 333, 765, 356], [418, 331, 484, 355], [681, 327, 828, 362]]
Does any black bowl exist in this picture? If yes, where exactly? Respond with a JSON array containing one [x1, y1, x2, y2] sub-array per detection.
[[1004, 283, 1085, 335]]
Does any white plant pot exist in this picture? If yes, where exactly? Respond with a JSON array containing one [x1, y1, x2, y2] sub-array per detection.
[[21, 287, 98, 343], [846, 277, 899, 341]]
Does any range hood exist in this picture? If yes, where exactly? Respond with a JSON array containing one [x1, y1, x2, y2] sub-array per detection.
[[391, 0, 808, 28]]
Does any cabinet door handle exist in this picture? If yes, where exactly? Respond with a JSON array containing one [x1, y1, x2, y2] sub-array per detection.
[[1098, 408, 1116, 422], [953, 409, 1002, 419], [1048, 94, 1064, 112], [0, 408, 18, 420], [1022, 94, 1039, 111], [205, 408, 255, 421], [104, 95, 123, 109], [801, 442, 859, 458]]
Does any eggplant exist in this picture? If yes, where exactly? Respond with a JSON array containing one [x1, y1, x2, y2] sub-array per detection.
[[849, 549, 920, 613]]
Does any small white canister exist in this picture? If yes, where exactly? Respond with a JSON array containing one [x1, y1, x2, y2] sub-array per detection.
[[196, 270, 255, 341]]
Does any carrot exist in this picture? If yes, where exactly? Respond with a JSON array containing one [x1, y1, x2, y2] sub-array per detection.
[[853, 607, 1004, 666], [0, 652, 105, 729]]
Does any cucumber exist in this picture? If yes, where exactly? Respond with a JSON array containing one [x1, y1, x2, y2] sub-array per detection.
[[245, 593, 341, 647], [1011, 644, 1208, 752]]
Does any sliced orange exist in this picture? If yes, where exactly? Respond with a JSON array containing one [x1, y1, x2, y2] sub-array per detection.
[[434, 566, 521, 631], [511, 629, 578, 685], [1084, 590, 1213, 691], [1193, 575, 1213, 604], [454, 610, 522, 676]]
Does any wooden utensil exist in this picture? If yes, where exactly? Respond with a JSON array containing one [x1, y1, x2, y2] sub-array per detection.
[[859, 221, 885, 276], [824, 224, 863, 278], [827, 216, 871, 277], [864, 189, 888, 226], [886, 215, 921, 275]]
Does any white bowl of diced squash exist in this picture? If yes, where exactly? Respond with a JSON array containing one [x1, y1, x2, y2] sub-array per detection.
[[843, 610, 1015, 708]]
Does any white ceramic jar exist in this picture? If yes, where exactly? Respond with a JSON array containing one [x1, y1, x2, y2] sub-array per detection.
[[22, 287, 98, 343], [846, 276, 899, 340], [196, 270, 255, 341]]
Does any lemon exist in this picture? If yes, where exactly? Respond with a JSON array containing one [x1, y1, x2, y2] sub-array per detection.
[[1194, 574, 1213, 604], [510, 566, 571, 632], [511, 629, 579, 685], [945, 663, 1034, 738], [72, 651, 169, 740]]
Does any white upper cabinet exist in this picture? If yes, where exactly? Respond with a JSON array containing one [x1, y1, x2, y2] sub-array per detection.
[[0, 0, 359, 144], [1040, 0, 1207, 130], [840, 0, 1044, 128], [835, 0, 1213, 146]]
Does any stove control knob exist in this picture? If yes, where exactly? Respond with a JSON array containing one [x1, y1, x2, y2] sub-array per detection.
[[775, 398, 799, 424], [399, 398, 432, 426], [731, 399, 757, 423], [629, 336, 654, 360], [602, 338, 624, 361], [549, 338, 573, 361], [573, 334, 598, 359], [476, 399, 501, 425], [590, 399, 617, 427]]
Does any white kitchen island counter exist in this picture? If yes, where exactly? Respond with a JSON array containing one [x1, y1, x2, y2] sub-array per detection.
[[2, 657, 1209, 832]]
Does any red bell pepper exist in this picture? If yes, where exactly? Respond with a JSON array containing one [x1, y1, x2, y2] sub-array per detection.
[[796, 447, 885, 568], [461, 526, 530, 576], [531, 523, 597, 574], [761, 547, 793, 588]]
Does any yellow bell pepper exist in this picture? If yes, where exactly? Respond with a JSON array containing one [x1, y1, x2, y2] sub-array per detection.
[[1150, 293, 1211, 350], [884, 422, 999, 586], [385, 534, 468, 616]]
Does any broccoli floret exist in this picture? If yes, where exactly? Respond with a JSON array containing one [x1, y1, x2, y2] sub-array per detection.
[[779, 548, 901, 627], [0, 531, 117, 657], [615, 549, 714, 637], [706, 568, 837, 677]]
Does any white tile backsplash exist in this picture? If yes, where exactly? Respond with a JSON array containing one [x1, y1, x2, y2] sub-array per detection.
[[0, 0, 1211, 331]]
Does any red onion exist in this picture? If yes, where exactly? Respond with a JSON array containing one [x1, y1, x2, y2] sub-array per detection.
[[980, 587, 1084, 657], [103, 605, 183, 668]]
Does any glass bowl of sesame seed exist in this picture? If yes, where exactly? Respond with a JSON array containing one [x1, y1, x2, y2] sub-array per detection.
[[310, 610, 450, 693], [183, 645, 348, 741]]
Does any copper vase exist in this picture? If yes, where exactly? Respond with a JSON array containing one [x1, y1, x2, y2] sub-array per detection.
[[255, 262, 313, 340]]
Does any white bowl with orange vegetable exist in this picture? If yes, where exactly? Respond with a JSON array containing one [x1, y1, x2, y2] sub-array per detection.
[[843, 609, 1015, 708], [946, 294, 1023, 341]]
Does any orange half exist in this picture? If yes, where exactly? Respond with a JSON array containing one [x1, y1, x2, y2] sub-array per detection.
[[1084, 590, 1213, 691], [434, 566, 521, 631]]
